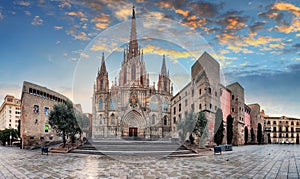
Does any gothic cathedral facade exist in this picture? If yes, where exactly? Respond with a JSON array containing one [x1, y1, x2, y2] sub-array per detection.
[[92, 7, 172, 140]]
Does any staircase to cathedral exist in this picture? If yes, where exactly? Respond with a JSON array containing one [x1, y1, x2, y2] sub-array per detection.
[[70, 139, 196, 157]]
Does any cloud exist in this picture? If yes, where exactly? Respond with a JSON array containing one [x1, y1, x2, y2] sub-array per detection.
[[175, 9, 189, 17], [90, 44, 111, 52], [248, 21, 266, 36], [31, 16, 43, 26], [91, 14, 110, 23], [143, 44, 197, 60], [182, 15, 207, 29], [274, 18, 300, 34], [0, 11, 3, 20], [58, 0, 71, 8], [95, 23, 108, 29], [66, 29, 90, 41], [269, 43, 284, 49], [66, 11, 85, 17], [24, 11, 31, 16], [272, 2, 300, 16], [216, 15, 248, 31], [54, 26, 63, 30], [227, 45, 254, 54], [189, 1, 219, 18], [16, 1, 30, 6]]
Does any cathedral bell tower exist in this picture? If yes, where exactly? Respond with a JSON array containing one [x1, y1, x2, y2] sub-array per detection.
[[96, 53, 109, 92], [158, 55, 171, 94]]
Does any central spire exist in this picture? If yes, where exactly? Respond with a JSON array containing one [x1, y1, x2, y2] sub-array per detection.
[[129, 5, 139, 59]]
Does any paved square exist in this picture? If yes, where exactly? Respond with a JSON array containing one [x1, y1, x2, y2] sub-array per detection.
[[0, 144, 300, 178]]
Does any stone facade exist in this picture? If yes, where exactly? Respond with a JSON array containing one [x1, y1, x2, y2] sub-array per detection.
[[20, 81, 69, 149], [264, 116, 300, 144], [226, 83, 245, 145], [92, 7, 172, 140], [171, 52, 221, 145], [0, 95, 21, 130], [248, 104, 265, 143]]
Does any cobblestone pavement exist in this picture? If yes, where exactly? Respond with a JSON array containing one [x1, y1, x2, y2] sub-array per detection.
[[0, 144, 300, 178]]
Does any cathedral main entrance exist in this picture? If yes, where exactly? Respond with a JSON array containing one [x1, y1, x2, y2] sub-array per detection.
[[129, 127, 138, 137]]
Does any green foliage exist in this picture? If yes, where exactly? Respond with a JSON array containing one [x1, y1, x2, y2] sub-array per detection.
[[244, 126, 248, 145], [257, 123, 262, 144], [48, 100, 81, 147], [177, 110, 196, 142], [0, 128, 18, 146], [214, 108, 224, 146], [176, 110, 208, 145], [226, 116, 233, 144]]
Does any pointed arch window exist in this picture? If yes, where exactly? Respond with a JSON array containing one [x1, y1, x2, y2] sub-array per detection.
[[111, 114, 115, 125], [124, 67, 127, 84], [150, 96, 158, 110], [131, 63, 136, 80], [152, 114, 156, 125], [100, 79, 103, 90], [99, 98, 103, 110], [110, 98, 116, 109], [99, 115, 103, 125]]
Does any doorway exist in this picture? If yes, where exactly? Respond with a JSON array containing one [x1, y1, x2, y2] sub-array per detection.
[[129, 127, 138, 137]]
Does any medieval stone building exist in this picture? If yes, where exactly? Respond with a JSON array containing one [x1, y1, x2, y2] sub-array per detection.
[[92, 7, 172, 140]]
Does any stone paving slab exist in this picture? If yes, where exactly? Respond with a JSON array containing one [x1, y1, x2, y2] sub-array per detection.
[[0, 145, 300, 178]]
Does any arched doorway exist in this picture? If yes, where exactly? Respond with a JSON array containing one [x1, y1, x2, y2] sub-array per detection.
[[121, 110, 146, 139], [226, 115, 233, 144]]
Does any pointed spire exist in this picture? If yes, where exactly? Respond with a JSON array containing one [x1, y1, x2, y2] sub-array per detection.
[[161, 55, 167, 76], [132, 5, 136, 19], [99, 52, 107, 74], [129, 5, 139, 59]]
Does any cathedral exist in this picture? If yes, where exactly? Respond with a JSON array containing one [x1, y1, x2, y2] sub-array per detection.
[[92, 7, 172, 140]]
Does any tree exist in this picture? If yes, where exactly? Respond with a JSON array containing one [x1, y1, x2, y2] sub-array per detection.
[[214, 108, 224, 146], [194, 111, 208, 148], [0, 128, 18, 146], [244, 126, 248, 145], [251, 128, 255, 142], [257, 123, 262, 144], [177, 110, 197, 143], [177, 110, 208, 148], [48, 100, 80, 147], [226, 115, 233, 144]]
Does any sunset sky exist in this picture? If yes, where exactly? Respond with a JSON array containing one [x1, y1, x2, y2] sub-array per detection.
[[0, 0, 299, 118]]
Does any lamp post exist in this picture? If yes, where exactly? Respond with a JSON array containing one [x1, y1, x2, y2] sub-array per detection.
[[9, 132, 12, 146]]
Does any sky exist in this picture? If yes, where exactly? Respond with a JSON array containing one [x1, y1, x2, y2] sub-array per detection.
[[0, 0, 299, 118]]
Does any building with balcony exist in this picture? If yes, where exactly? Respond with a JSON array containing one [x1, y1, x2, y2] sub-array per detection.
[[0, 95, 21, 130]]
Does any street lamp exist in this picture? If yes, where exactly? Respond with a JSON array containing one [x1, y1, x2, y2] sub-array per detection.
[[9, 132, 12, 146]]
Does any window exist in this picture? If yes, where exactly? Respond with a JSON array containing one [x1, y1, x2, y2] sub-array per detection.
[[33, 105, 39, 114], [191, 89, 194, 97], [99, 98, 103, 110], [291, 122, 294, 125], [199, 103, 202, 110], [231, 108, 234, 112], [210, 103, 212, 109], [163, 117, 167, 125], [185, 99, 188, 106], [173, 107, 176, 115], [131, 64, 136, 80], [99, 115, 103, 125], [208, 87, 211, 94], [111, 114, 115, 125], [163, 98, 168, 111], [215, 91, 217, 97], [199, 89, 202, 95], [45, 125, 49, 133], [44, 107, 49, 116], [150, 97, 158, 110], [273, 121, 277, 125], [173, 117, 176, 124], [110, 98, 116, 110], [191, 103, 194, 111], [267, 121, 271, 124], [232, 95, 234, 100], [152, 114, 156, 125], [179, 103, 181, 112]]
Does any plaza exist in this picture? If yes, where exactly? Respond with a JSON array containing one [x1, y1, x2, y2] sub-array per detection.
[[1, 144, 300, 178]]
